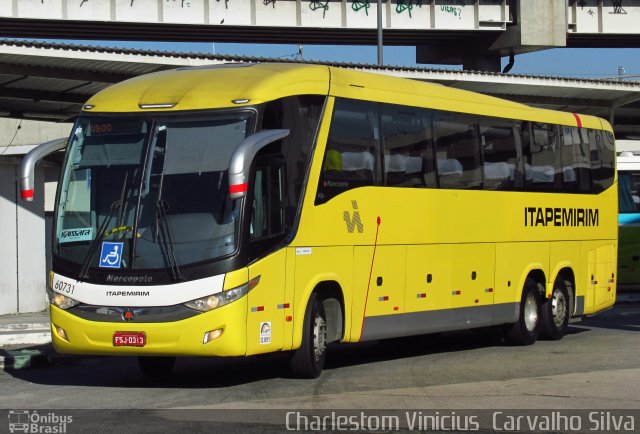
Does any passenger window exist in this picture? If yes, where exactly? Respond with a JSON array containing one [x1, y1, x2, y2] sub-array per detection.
[[434, 113, 481, 189], [381, 105, 435, 188], [524, 123, 560, 192], [316, 99, 381, 204], [591, 130, 615, 192], [480, 120, 521, 190], [560, 126, 591, 192]]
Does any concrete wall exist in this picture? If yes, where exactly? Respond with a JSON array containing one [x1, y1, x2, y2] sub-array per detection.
[[0, 159, 47, 314], [0, 118, 71, 150], [0, 118, 69, 315]]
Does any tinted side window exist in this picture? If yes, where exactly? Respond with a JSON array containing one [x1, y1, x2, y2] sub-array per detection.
[[434, 113, 481, 189], [316, 99, 380, 204], [524, 123, 560, 192], [480, 120, 521, 190], [591, 130, 615, 192], [618, 171, 640, 213], [382, 105, 435, 188], [561, 126, 591, 192], [262, 95, 324, 225], [249, 157, 287, 261]]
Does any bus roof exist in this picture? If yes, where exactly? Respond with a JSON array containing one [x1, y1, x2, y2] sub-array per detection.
[[84, 62, 610, 131]]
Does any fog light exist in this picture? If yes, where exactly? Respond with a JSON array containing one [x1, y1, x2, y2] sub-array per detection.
[[203, 328, 223, 344], [54, 325, 69, 342]]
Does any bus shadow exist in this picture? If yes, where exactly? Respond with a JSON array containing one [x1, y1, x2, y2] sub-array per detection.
[[4, 348, 295, 389], [5, 304, 636, 389], [577, 305, 640, 333], [325, 326, 559, 371], [3, 329, 514, 389], [3, 326, 542, 388]]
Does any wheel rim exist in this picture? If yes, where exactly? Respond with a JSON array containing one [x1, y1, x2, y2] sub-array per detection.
[[551, 288, 568, 327], [524, 292, 539, 332], [313, 312, 327, 362]]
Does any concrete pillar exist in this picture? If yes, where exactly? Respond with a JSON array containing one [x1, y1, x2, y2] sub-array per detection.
[[0, 158, 47, 315], [0, 119, 69, 314], [491, 0, 567, 54], [16, 164, 47, 313], [0, 160, 19, 315]]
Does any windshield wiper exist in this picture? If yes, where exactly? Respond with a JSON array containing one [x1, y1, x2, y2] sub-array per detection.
[[78, 200, 121, 280], [115, 170, 129, 229], [156, 200, 183, 281]]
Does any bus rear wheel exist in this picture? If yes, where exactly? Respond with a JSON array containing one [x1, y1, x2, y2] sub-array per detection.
[[290, 294, 327, 378], [541, 279, 570, 340], [138, 356, 175, 378], [506, 278, 542, 345]]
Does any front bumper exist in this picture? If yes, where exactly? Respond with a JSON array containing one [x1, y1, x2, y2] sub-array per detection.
[[50, 298, 248, 357]]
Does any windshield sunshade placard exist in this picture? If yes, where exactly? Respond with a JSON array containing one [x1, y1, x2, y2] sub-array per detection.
[[59, 228, 93, 243]]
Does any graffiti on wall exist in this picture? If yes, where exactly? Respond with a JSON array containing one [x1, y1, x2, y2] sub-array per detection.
[[352, 0, 371, 16], [610, 0, 627, 14], [396, 0, 423, 19], [309, 0, 330, 18], [440, 0, 467, 19]]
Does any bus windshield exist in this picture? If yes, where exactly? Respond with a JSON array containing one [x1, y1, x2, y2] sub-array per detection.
[[54, 112, 253, 270]]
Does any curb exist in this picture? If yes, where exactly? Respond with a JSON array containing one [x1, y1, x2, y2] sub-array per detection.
[[0, 323, 51, 347]]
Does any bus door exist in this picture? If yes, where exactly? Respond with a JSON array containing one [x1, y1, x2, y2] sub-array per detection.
[[245, 157, 288, 355]]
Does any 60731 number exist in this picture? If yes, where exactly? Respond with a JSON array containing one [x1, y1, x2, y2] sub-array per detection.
[[54, 280, 75, 295]]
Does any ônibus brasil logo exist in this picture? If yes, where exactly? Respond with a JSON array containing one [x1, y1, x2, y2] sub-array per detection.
[[8, 410, 72, 433]]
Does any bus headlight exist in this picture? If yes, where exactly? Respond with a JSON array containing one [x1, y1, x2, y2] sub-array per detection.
[[183, 276, 260, 312], [47, 288, 80, 310]]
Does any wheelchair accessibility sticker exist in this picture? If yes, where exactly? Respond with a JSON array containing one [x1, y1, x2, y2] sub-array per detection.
[[99, 242, 123, 268]]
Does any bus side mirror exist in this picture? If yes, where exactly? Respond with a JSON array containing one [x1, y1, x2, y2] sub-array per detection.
[[228, 129, 290, 200], [19, 138, 67, 202]]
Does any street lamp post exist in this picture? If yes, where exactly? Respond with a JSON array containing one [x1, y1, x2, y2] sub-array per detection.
[[377, 0, 383, 65]]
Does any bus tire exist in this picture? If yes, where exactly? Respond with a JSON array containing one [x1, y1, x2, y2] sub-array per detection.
[[290, 294, 327, 378], [541, 278, 570, 340], [506, 278, 542, 346], [138, 356, 175, 378]]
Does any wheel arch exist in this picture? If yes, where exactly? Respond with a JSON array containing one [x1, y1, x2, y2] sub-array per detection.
[[315, 281, 345, 344], [520, 267, 547, 297], [292, 276, 346, 349]]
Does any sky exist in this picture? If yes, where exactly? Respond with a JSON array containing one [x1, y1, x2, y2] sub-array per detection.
[[37, 38, 640, 80]]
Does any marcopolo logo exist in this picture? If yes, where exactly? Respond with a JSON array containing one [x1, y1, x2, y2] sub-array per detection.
[[343, 200, 364, 233], [7, 410, 72, 433]]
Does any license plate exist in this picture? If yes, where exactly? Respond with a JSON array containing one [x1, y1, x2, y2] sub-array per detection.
[[113, 332, 146, 347]]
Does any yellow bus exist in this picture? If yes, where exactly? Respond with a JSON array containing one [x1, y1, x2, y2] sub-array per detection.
[[25, 63, 617, 378]]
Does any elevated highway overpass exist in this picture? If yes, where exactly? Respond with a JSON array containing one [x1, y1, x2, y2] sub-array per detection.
[[1, 1, 640, 71]]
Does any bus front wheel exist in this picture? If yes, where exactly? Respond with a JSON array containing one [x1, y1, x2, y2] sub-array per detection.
[[541, 279, 570, 340], [290, 294, 327, 378], [506, 279, 542, 346], [138, 356, 176, 378]]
